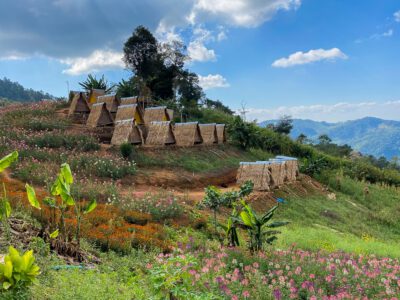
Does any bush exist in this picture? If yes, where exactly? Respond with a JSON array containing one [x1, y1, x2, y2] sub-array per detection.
[[0, 246, 40, 291], [28, 134, 100, 152], [120, 143, 134, 160]]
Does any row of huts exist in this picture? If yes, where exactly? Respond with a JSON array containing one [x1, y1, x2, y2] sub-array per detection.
[[68, 90, 226, 147], [237, 156, 299, 191]]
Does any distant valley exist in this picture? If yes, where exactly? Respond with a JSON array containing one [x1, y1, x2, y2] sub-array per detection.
[[260, 117, 400, 159]]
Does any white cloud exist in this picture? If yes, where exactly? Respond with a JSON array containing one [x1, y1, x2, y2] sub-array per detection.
[[188, 41, 216, 62], [61, 50, 124, 75], [243, 101, 400, 122], [198, 74, 229, 89], [272, 48, 347, 68], [394, 10, 400, 22], [189, 0, 301, 27], [155, 22, 183, 44], [383, 29, 394, 37]]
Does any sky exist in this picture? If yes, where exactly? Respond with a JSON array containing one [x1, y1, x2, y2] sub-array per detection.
[[0, 0, 399, 122]]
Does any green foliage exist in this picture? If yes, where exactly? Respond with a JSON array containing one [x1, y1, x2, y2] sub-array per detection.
[[119, 143, 134, 160], [0, 151, 18, 226], [0, 246, 40, 290], [25, 163, 97, 246], [234, 202, 289, 252], [268, 115, 294, 135], [79, 74, 114, 93], [0, 151, 18, 173], [28, 134, 100, 152]]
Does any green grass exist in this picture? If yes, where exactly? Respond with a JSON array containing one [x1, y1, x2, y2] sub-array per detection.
[[135, 145, 273, 173]]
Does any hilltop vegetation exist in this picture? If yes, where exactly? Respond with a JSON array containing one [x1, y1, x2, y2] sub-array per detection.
[[0, 77, 55, 102]]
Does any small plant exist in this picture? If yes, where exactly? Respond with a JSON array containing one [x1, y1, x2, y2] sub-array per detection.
[[0, 246, 40, 290], [0, 151, 19, 238], [120, 143, 134, 160], [235, 201, 289, 252], [25, 163, 97, 247]]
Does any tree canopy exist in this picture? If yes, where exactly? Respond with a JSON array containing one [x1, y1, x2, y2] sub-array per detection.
[[0, 77, 54, 102]]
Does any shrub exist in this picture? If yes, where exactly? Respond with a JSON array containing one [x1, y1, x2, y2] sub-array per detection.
[[0, 246, 40, 291], [28, 134, 100, 152], [120, 143, 134, 160]]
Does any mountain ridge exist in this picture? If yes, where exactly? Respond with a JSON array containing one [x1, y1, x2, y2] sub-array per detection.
[[260, 117, 400, 159]]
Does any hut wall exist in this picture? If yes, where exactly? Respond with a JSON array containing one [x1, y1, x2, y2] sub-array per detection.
[[115, 104, 144, 124], [145, 121, 175, 146], [199, 124, 218, 145], [216, 124, 226, 144], [174, 122, 203, 146], [86, 103, 113, 128], [144, 107, 169, 124]]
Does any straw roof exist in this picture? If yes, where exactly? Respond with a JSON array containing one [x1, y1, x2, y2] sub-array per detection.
[[167, 109, 174, 120], [114, 104, 144, 124], [144, 106, 170, 124], [216, 124, 226, 144], [86, 102, 114, 128], [173, 122, 203, 147], [237, 156, 299, 191], [96, 94, 120, 113], [88, 89, 105, 105], [199, 123, 218, 145], [68, 92, 89, 116], [111, 119, 144, 145], [120, 96, 147, 105], [145, 121, 175, 146]]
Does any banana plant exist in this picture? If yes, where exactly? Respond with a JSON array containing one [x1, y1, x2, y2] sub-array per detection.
[[219, 207, 240, 247], [26, 163, 96, 246], [0, 151, 18, 236], [235, 201, 289, 252]]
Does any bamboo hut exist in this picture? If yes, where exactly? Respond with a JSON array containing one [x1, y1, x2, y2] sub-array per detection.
[[88, 89, 105, 106], [173, 122, 203, 147], [237, 156, 298, 191], [68, 92, 90, 120], [145, 121, 175, 146], [86, 102, 114, 128], [96, 94, 120, 114], [120, 95, 147, 106], [216, 124, 226, 144], [111, 119, 144, 145], [144, 106, 170, 124], [199, 124, 218, 145], [114, 104, 144, 124]]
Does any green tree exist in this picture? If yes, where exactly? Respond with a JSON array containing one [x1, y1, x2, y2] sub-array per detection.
[[318, 134, 332, 145], [79, 74, 114, 93], [273, 115, 293, 135]]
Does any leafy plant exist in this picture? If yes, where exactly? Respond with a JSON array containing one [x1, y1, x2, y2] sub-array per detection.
[[0, 246, 40, 290], [0, 151, 19, 238], [79, 74, 114, 93], [235, 202, 289, 252], [25, 163, 97, 247], [120, 143, 134, 160]]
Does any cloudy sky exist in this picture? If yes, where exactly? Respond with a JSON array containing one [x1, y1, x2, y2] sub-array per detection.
[[1, 0, 399, 122]]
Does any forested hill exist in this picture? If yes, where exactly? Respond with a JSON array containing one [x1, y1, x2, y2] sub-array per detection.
[[260, 117, 400, 159], [0, 77, 55, 102]]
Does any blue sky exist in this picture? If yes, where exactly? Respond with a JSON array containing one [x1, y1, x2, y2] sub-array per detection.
[[1, 0, 399, 122]]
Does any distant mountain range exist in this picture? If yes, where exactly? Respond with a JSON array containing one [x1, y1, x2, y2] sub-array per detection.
[[260, 117, 400, 159], [0, 77, 55, 102]]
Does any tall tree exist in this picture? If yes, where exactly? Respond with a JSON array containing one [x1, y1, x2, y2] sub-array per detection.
[[273, 115, 293, 135]]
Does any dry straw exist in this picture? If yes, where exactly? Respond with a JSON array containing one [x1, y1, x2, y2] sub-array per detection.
[[115, 104, 144, 124], [68, 92, 90, 116], [216, 124, 226, 144], [88, 89, 105, 106], [111, 119, 144, 145], [199, 123, 218, 145], [144, 106, 170, 124], [97, 94, 120, 113], [86, 102, 114, 128], [145, 121, 175, 146], [173, 122, 203, 147]]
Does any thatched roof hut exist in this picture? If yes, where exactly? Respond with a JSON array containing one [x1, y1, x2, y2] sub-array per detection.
[[167, 109, 174, 121], [111, 119, 144, 145], [88, 89, 105, 106], [96, 94, 120, 113], [144, 106, 170, 124], [120, 96, 147, 105], [216, 124, 226, 144], [68, 92, 89, 116], [237, 156, 299, 191], [199, 123, 218, 145], [115, 104, 144, 124], [173, 122, 203, 147], [145, 121, 175, 146], [86, 102, 114, 128]]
